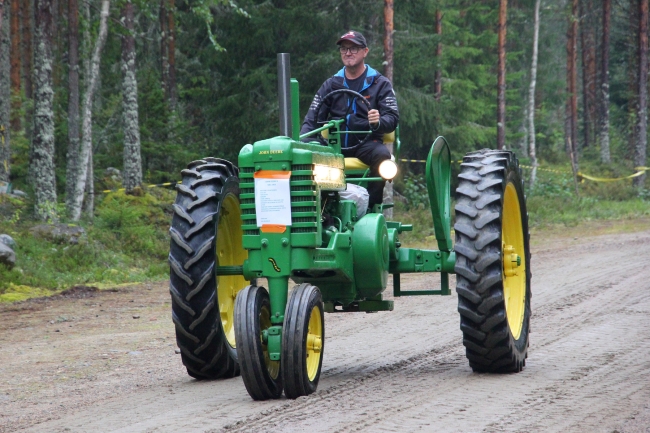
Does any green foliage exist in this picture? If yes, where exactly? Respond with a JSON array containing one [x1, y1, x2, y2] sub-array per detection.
[[0, 191, 172, 300]]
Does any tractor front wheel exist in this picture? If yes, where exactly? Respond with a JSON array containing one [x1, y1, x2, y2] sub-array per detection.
[[281, 283, 325, 399], [234, 285, 283, 400], [454, 149, 531, 373]]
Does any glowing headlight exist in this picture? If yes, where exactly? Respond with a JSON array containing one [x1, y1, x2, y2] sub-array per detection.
[[314, 165, 343, 183], [378, 159, 398, 180]]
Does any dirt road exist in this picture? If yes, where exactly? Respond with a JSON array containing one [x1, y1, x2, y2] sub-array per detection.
[[2, 223, 650, 433]]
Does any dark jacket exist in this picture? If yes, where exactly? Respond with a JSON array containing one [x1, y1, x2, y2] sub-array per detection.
[[300, 65, 399, 148]]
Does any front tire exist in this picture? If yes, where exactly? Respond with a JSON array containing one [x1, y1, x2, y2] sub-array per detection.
[[169, 158, 248, 379], [235, 285, 283, 400], [281, 284, 324, 399], [454, 150, 531, 373]]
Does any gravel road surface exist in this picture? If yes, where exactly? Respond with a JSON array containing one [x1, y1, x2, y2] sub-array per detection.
[[1, 223, 649, 433]]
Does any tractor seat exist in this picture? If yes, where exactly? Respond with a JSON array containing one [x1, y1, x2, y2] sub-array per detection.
[[342, 131, 396, 172]]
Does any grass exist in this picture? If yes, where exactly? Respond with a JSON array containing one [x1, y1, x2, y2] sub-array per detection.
[[0, 189, 174, 303]]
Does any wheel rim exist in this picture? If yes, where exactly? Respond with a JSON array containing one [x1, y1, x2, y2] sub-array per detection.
[[217, 193, 247, 348], [259, 303, 280, 380], [502, 182, 526, 340], [305, 305, 323, 381]]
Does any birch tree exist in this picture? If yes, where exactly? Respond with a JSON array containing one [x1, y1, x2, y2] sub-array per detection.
[[599, 0, 611, 163], [633, 0, 648, 188], [9, 0, 20, 131], [31, 0, 58, 220], [66, 0, 80, 212], [565, 0, 579, 180], [0, 0, 10, 183], [70, 0, 110, 221], [528, 0, 541, 185], [496, 0, 507, 150], [121, 0, 142, 193]]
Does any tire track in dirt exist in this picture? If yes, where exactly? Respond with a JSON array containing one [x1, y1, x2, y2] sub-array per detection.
[[5, 229, 650, 433], [215, 231, 650, 433]]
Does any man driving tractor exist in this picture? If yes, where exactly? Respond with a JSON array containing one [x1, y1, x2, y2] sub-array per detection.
[[300, 30, 400, 209]]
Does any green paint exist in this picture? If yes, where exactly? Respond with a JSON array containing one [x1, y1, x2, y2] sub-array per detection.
[[234, 80, 458, 362]]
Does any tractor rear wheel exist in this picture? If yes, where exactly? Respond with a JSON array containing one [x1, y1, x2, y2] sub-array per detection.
[[281, 283, 324, 399], [234, 285, 283, 400], [169, 158, 248, 379], [454, 149, 531, 373]]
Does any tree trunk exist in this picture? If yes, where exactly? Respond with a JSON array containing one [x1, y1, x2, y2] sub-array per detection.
[[167, 0, 177, 110], [83, 146, 93, 214], [434, 9, 442, 101], [634, 0, 648, 188], [496, 0, 507, 150], [0, 0, 10, 183], [579, 0, 597, 149], [9, 0, 20, 131], [529, 0, 540, 186], [382, 0, 394, 219], [566, 0, 579, 181], [599, 0, 611, 163], [31, 0, 57, 221], [65, 0, 80, 213], [21, 0, 32, 101], [70, 0, 109, 221], [160, 0, 168, 101], [121, 0, 143, 193]]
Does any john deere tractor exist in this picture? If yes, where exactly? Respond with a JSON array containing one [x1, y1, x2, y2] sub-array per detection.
[[168, 54, 531, 400]]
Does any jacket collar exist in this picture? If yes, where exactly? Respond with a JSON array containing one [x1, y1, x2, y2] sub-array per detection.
[[334, 65, 378, 92]]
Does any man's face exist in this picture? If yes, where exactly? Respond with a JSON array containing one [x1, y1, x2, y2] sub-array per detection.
[[339, 42, 368, 69]]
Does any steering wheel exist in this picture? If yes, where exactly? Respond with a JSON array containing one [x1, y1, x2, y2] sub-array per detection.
[[312, 88, 374, 148]]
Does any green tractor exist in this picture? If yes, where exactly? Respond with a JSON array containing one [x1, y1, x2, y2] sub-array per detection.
[[168, 55, 531, 400]]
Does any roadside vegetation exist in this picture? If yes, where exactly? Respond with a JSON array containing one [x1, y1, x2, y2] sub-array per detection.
[[1, 160, 648, 302], [0, 188, 173, 302]]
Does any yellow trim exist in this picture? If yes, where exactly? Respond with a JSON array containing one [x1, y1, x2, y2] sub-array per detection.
[[305, 305, 323, 381], [217, 194, 248, 348], [502, 183, 526, 340], [344, 158, 369, 170], [382, 131, 395, 144]]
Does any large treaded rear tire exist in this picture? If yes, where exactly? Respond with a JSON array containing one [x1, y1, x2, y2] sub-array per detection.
[[454, 149, 531, 373], [169, 157, 245, 379]]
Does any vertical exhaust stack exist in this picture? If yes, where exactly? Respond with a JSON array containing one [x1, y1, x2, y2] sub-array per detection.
[[277, 53, 292, 137]]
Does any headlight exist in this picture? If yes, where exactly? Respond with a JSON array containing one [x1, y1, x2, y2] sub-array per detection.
[[378, 159, 398, 180], [314, 165, 343, 183]]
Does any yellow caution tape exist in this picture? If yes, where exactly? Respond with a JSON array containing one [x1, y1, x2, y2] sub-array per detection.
[[99, 163, 648, 194], [577, 169, 646, 182], [399, 159, 649, 182]]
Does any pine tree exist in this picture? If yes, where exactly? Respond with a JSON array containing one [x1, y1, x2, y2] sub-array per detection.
[[0, 0, 9, 183]]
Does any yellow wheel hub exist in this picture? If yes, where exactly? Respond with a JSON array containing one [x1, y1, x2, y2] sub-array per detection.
[[216, 194, 248, 348], [305, 306, 323, 381], [260, 304, 280, 380], [502, 182, 526, 340]]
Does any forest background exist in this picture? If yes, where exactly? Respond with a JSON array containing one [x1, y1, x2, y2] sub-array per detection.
[[0, 0, 649, 296]]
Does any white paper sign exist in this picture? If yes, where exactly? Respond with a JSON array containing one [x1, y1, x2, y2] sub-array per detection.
[[254, 176, 292, 227]]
